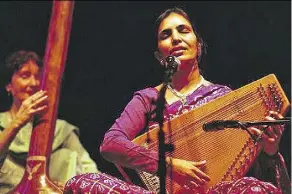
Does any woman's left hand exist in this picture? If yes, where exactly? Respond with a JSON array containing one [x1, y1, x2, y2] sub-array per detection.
[[249, 111, 284, 156]]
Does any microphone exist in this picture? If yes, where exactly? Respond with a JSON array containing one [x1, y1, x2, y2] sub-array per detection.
[[203, 118, 291, 131], [154, 51, 181, 84], [165, 56, 180, 72], [163, 56, 180, 84], [154, 51, 181, 72], [203, 120, 239, 131]]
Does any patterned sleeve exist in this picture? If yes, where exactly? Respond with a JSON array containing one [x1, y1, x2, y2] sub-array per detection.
[[100, 88, 160, 174]]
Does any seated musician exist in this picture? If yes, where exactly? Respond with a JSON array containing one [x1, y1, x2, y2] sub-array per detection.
[[99, 7, 291, 193], [0, 50, 100, 193]]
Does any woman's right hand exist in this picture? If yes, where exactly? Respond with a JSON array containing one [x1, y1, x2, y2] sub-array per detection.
[[11, 90, 48, 129], [167, 157, 211, 190]]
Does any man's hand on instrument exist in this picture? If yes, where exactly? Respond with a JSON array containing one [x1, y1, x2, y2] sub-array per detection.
[[249, 111, 284, 156], [166, 157, 210, 189], [11, 90, 48, 129]]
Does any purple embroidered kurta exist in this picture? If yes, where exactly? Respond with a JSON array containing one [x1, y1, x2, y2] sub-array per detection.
[[100, 82, 231, 173], [100, 81, 290, 193]]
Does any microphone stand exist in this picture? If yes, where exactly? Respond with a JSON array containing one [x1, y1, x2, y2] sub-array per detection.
[[154, 57, 177, 194], [238, 119, 290, 143], [203, 118, 291, 143], [155, 83, 168, 194]]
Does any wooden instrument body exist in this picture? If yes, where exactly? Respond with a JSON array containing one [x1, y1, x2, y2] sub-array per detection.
[[10, 1, 75, 193], [131, 74, 290, 193]]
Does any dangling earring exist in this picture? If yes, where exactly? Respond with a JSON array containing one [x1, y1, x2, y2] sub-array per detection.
[[197, 42, 203, 63], [6, 85, 12, 97]]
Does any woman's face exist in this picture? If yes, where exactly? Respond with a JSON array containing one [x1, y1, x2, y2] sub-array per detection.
[[157, 13, 199, 65], [6, 59, 41, 103]]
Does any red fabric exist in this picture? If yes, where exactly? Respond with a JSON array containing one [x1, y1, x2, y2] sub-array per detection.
[[208, 177, 282, 194], [64, 172, 154, 194]]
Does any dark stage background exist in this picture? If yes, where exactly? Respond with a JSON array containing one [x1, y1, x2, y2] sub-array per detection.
[[0, 1, 290, 179]]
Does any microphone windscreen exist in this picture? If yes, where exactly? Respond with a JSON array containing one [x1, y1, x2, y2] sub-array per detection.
[[165, 56, 181, 71]]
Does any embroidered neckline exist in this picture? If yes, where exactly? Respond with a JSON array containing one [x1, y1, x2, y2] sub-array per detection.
[[166, 76, 206, 106], [167, 85, 187, 105]]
